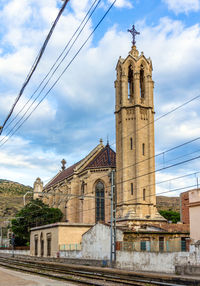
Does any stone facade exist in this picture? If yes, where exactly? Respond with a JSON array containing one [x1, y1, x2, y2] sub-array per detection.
[[34, 43, 166, 227], [115, 45, 164, 223], [35, 141, 115, 224]]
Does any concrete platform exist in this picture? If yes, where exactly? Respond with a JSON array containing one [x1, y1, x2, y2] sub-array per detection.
[[0, 266, 75, 286]]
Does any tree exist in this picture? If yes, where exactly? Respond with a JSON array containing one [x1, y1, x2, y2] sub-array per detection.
[[11, 199, 63, 246], [159, 210, 180, 223]]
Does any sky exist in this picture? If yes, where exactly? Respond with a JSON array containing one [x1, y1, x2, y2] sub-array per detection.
[[0, 0, 200, 197]]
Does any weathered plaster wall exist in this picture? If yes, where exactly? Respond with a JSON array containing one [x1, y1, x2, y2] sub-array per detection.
[[0, 249, 30, 255], [82, 223, 123, 260], [116, 251, 184, 273], [116, 245, 200, 274]]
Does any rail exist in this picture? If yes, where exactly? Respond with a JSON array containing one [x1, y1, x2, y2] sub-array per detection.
[[0, 255, 199, 285]]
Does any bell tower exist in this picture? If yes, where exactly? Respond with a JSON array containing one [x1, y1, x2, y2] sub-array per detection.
[[115, 26, 165, 223]]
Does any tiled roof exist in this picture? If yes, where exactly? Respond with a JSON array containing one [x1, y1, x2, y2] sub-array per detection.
[[158, 223, 190, 233], [44, 161, 81, 189], [44, 144, 116, 189], [141, 223, 190, 233], [85, 144, 116, 169]]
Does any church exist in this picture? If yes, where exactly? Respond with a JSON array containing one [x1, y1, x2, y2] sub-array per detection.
[[33, 26, 165, 226]]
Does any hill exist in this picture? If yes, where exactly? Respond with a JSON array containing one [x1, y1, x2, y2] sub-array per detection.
[[156, 195, 180, 212], [0, 179, 33, 218]]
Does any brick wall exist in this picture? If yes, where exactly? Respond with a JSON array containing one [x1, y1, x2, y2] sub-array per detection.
[[180, 191, 189, 224]]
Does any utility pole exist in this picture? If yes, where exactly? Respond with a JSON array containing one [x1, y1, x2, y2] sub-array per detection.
[[110, 169, 116, 267]]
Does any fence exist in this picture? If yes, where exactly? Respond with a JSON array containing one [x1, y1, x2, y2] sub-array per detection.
[[116, 238, 189, 253], [59, 243, 82, 251]]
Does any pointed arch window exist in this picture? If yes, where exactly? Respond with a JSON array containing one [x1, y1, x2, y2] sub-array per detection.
[[128, 65, 134, 99], [95, 181, 105, 222], [81, 181, 85, 200], [140, 65, 145, 99]]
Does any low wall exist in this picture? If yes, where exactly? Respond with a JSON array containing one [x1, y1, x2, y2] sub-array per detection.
[[116, 251, 191, 274], [0, 249, 30, 255], [60, 250, 82, 259]]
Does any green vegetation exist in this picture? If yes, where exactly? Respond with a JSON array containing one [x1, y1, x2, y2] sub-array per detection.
[[11, 199, 63, 246], [159, 210, 180, 223]]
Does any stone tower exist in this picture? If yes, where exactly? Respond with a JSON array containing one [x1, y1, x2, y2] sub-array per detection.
[[33, 178, 43, 200], [115, 41, 165, 223]]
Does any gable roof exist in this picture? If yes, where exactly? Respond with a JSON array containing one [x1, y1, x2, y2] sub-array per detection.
[[44, 160, 81, 189], [44, 143, 116, 190], [85, 143, 116, 169]]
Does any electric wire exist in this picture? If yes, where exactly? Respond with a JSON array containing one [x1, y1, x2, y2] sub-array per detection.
[[0, 0, 70, 135], [41, 132, 200, 193], [3, 0, 101, 134], [45, 183, 198, 222], [0, 0, 117, 147], [5, 170, 199, 228]]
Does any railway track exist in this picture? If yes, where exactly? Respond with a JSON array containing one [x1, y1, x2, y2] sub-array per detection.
[[0, 256, 199, 286]]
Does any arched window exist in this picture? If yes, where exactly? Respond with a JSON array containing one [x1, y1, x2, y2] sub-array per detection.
[[140, 65, 145, 98], [81, 181, 85, 199], [95, 181, 105, 222], [128, 65, 134, 99]]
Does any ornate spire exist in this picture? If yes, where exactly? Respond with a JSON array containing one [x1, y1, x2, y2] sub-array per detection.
[[61, 159, 66, 171], [128, 24, 140, 46]]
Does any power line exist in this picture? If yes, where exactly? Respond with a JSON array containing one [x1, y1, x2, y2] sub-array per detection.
[[41, 132, 200, 193], [42, 154, 200, 209], [0, 0, 117, 147], [64, 183, 197, 220], [0, 0, 70, 135], [110, 94, 200, 148], [4, 172, 199, 227], [3, 0, 101, 134]]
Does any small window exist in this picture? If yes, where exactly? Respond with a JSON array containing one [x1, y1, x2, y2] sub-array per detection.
[[131, 183, 133, 195], [140, 241, 146, 251], [159, 237, 164, 252], [181, 238, 187, 252], [130, 138, 133, 150], [142, 143, 145, 156], [34, 236, 38, 256], [143, 188, 146, 201], [47, 233, 51, 257]]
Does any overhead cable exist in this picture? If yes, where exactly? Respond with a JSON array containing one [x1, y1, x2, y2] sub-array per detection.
[[0, 0, 70, 135]]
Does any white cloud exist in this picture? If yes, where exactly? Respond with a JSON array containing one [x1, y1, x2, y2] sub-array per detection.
[[163, 0, 200, 14], [112, 0, 133, 8]]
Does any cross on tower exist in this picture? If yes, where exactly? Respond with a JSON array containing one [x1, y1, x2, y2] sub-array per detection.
[[128, 25, 140, 46]]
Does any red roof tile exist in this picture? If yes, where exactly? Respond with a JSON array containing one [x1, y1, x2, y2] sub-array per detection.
[[44, 144, 116, 189], [44, 161, 81, 189], [85, 144, 116, 169]]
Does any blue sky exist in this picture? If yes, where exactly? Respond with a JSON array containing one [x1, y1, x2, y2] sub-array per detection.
[[0, 0, 200, 197]]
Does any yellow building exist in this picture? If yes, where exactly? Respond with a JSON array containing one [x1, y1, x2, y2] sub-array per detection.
[[34, 141, 115, 224], [30, 222, 92, 257], [34, 31, 165, 226]]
